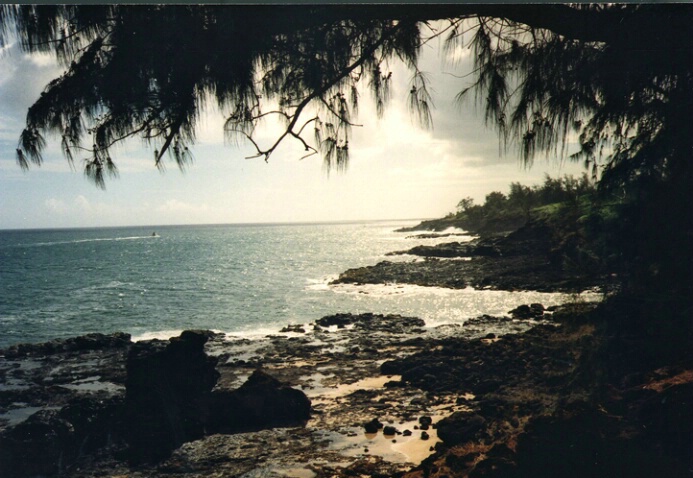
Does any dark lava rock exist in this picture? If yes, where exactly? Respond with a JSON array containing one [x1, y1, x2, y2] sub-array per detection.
[[509, 303, 545, 319], [469, 444, 517, 477], [506, 403, 691, 478], [364, 417, 383, 434], [123, 330, 220, 464], [2, 332, 131, 358], [208, 369, 311, 434], [446, 451, 481, 472], [639, 382, 693, 466], [332, 260, 468, 289], [0, 409, 74, 478], [279, 324, 306, 333], [388, 242, 475, 258], [316, 313, 355, 328], [59, 395, 124, 454], [469, 456, 516, 478], [0, 394, 124, 478], [436, 412, 486, 446], [383, 425, 399, 436], [381, 322, 586, 397], [316, 313, 425, 333], [513, 408, 610, 478], [406, 232, 470, 240]]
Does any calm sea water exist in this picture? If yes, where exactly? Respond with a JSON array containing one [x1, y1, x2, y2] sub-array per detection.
[[0, 221, 597, 348]]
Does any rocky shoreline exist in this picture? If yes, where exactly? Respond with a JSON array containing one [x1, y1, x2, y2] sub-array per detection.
[[3, 307, 692, 477], [1, 310, 554, 478], [1, 223, 691, 477], [332, 222, 614, 293]]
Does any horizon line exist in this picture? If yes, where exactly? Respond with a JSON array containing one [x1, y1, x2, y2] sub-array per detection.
[[0, 217, 432, 233]]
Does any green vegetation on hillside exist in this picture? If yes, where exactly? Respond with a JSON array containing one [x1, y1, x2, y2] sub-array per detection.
[[407, 174, 600, 233], [405, 173, 626, 280], [458, 174, 597, 233]]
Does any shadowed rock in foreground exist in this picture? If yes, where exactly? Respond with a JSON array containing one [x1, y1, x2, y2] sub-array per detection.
[[0, 330, 313, 476], [123, 330, 221, 464], [125, 330, 313, 464], [208, 369, 311, 434]]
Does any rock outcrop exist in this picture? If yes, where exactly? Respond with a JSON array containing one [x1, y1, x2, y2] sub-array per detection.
[[0, 395, 123, 478], [334, 222, 610, 292], [1, 329, 316, 475], [123, 330, 220, 464], [316, 313, 425, 333], [208, 369, 311, 434], [2, 332, 131, 359]]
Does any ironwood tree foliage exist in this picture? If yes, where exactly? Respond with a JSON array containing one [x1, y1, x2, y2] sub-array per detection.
[[2, 5, 691, 189], [1, 5, 429, 186]]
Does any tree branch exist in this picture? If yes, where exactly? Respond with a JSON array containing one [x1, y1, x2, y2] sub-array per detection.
[[245, 19, 411, 162], [319, 97, 363, 127]]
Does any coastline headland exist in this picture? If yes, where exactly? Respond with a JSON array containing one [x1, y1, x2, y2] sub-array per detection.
[[333, 220, 614, 293]]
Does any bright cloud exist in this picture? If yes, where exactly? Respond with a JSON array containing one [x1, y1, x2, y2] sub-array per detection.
[[44, 197, 68, 215]]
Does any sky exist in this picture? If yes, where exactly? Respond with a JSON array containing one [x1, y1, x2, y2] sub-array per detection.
[[0, 21, 587, 230]]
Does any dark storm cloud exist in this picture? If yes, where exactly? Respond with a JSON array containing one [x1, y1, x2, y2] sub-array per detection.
[[412, 41, 519, 165]]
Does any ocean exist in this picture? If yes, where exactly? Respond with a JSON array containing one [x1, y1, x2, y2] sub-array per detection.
[[0, 220, 596, 348]]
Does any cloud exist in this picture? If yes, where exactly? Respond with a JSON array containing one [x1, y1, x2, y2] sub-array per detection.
[[0, 43, 63, 123], [74, 195, 92, 212], [41, 194, 131, 226], [53, 194, 221, 226], [44, 197, 68, 215]]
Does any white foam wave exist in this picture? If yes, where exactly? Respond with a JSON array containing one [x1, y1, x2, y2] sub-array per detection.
[[304, 276, 338, 291], [25, 235, 158, 248], [329, 282, 471, 297], [439, 226, 471, 234], [130, 329, 188, 342], [222, 323, 315, 340], [131, 324, 312, 344]]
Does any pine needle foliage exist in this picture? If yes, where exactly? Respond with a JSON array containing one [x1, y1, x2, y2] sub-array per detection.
[[453, 4, 693, 198], [2, 4, 692, 200], [1, 5, 428, 184]]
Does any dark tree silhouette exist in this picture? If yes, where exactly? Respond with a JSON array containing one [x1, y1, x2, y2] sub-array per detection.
[[2, 5, 691, 191], [1, 5, 431, 185]]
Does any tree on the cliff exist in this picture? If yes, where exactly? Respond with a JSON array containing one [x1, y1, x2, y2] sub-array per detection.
[[449, 5, 693, 326], [508, 183, 536, 221], [2, 4, 692, 322], [456, 197, 474, 214]]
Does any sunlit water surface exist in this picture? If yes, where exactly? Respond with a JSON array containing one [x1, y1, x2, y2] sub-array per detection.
[[0, 221, 600, 348]]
